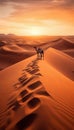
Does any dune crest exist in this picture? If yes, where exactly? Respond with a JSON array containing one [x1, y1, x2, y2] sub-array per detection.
[[0, 36, 74, 129], [51, 38, 74, 50], [0, 36, 74, 70], [45, 48, 74, 80], [0, 51, 74, 130]]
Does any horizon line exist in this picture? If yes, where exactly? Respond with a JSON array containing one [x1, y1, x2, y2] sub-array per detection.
[[0, 33, 74, 37]]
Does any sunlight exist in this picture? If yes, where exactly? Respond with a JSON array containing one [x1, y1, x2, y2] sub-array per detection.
[[28, 27, 43, 36]]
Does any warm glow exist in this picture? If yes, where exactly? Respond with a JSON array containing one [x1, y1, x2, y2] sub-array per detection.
[[0, 0, 74, 35], [28, 27, 43, 36]]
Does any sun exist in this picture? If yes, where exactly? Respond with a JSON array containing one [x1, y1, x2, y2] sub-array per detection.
[[28, 27, 43, 36]]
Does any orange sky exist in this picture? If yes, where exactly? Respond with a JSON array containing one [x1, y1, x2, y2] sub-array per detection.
[[0, 0, 74, 36]]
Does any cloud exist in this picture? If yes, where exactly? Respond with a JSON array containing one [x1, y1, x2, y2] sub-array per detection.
[[0, 0, 73, 24], [0, 0, 74, 35], [0, 0, 73, 21], [0, 0, 74, 20], [0, 0, 74, 8]]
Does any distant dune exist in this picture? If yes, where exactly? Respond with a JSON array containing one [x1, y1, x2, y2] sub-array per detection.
[[0, 44, 35, 70], [51, 38, 74, 50], [65, 36, 74, 43], [0, 36, 74, 71], [63, 49, 74, 58], [51, 38, 74, 58], [0, 41, 7, 47]]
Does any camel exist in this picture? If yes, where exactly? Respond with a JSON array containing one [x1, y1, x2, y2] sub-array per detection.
[[34, 47, 44, 59]]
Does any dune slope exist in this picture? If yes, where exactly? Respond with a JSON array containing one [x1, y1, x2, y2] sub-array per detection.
[[0, 37, 74, 71], [0, 48, 74, 130], [45, 48, 74, 80], [0, 44, 35, 71], [51, 38, 74, 50]]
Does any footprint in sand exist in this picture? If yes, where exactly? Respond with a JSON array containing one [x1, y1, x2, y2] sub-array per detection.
[[27, 80, 51, 98], [25, 67, 39, 74], [20, 89, 28, 97], [21, 93, 33, 102], [0, 58, 53, 130], [21, 76, 37, 87], [23, 59, 39, 75], [27, 97, 41, 109], [19, 77, 28, 84], [14, 76, 34, 89], [28, 68, 40, 74], [28, 81, 42, 90], [6, 58, 53, 130], [15, 113, 37, 130]]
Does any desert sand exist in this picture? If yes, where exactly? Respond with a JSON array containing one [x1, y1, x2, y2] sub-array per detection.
[[0, 36, 74, 71], [0, 36, 74, 130]]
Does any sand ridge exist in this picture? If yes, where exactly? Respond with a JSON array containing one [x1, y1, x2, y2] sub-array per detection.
[[0, 36, 74, 129], [0, 54, 74, 130], [45, 48, 74, 81], [0, 37, 74, 71], [0, 58, 52, 130]]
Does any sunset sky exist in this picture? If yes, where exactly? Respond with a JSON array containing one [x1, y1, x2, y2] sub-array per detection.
[[0, 0, 74, 36]]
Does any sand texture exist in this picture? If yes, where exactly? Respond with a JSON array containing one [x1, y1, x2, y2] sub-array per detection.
[[0, 36, 74, 130]]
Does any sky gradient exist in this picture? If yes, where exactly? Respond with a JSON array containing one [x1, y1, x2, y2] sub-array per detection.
[[0, 0, 74, 36]]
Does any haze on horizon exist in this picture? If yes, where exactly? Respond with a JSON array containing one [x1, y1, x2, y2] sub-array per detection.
[[0, 0, 74, 36]]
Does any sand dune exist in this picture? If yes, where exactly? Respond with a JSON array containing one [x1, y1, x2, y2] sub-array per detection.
[[0, 41, 7, 47], [38, 38, 74, 50], [51, 38, 74, 58], [0, 37, 74, 71], [0, 47, 74, 130], [51, 38, 74, 50], [0, 36, 74, 129], [45, 48, 74, 80], [63, 49, 74, 58], [17, 43, 34, 51], [1, 45, 27, 53], [34, 38, 74, 58], [64, 36, 74, 43], [0, 44, 35, 70]]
